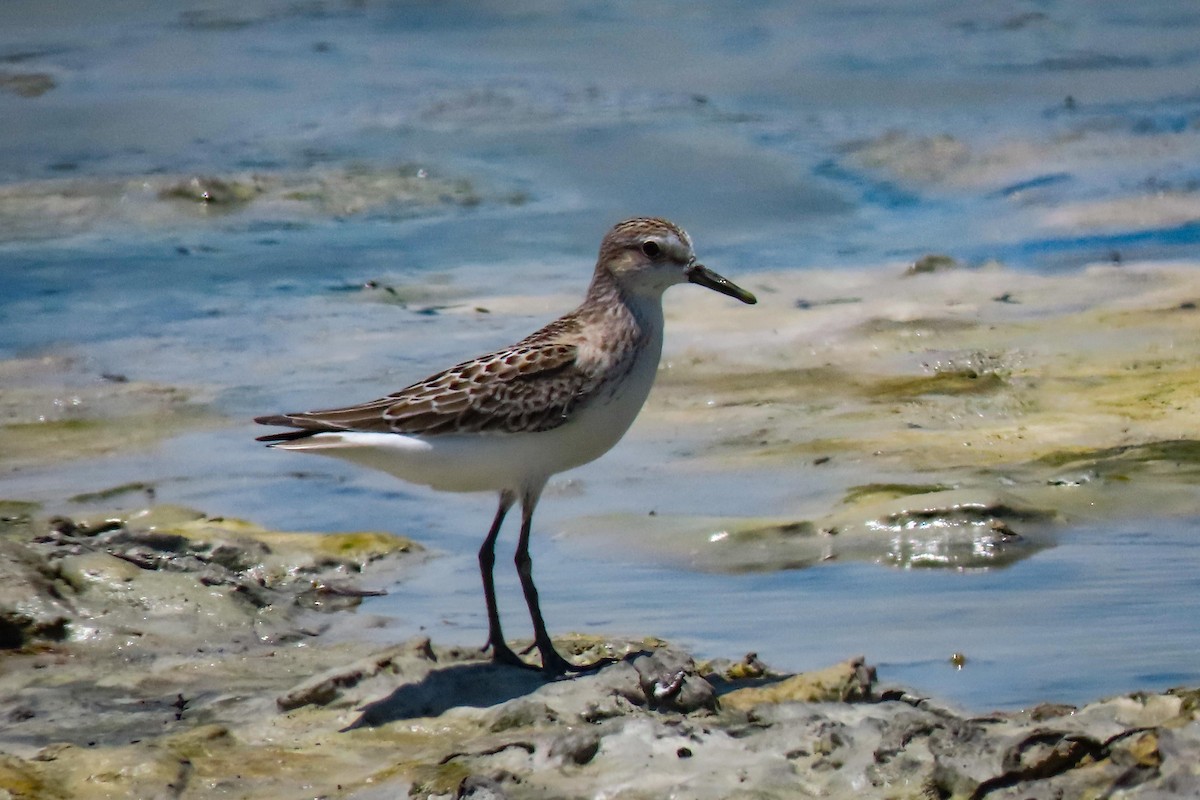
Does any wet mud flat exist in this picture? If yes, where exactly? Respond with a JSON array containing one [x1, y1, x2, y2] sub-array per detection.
[[1, 505, 1197, 799], [568, 257, 1200, 574], [4, 260, 1200, 798]]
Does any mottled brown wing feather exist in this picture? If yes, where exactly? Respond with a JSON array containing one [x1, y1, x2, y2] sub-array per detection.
[[381, 339, 597, 434], [255, 322, 607, 440]]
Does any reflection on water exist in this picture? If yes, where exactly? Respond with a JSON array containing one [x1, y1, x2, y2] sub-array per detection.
[[3, 0, 1200, 709]]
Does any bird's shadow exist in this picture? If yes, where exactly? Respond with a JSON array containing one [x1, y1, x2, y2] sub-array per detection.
[[341, 649, 658, 731], [341, 661, 549, 731]]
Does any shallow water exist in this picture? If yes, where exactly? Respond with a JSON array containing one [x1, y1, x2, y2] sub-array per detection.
[[376, 512, 1200, 711], [4, 0, 1200, 710]]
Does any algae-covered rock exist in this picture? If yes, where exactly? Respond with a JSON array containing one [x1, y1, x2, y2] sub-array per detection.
[[719, 656, 875, 709], [1, 629, 1197, 799], [562, 488, 1052, 573], [0, 70, 55, 98], [841, 130, 971, 185], [0, 164, 489, 241], [823, 488, 1053, 569], [62, 503, 421, 578], [1038, 438, 1200, 480], [0, 540, 71, 648], [905, 253, 961, 276], [67, 482, 154, 504], [160, 175, 263, 206], [0, 356, 222, 473], [0, 499, 41, 540], [0, 503, 421, 651]]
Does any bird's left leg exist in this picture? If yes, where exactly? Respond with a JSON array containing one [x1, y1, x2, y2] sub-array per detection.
[[514, 487, 614, 676]]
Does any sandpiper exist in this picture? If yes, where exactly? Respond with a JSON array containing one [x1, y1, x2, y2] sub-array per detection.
[[255, 217, 756, 674]]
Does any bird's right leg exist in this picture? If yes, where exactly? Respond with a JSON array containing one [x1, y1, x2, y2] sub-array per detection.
[[479, 490, 533, 669]]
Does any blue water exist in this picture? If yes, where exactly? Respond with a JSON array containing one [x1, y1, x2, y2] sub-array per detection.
[[3, 0, 1200, 710]]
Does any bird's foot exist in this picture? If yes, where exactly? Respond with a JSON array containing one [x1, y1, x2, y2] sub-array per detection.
[[487, 638, 615, 676], [537, 644, 617, 677], [485, 639, 541, 672]]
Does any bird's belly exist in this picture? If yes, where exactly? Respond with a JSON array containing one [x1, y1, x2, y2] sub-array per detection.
[[296, 431, 567, 493]]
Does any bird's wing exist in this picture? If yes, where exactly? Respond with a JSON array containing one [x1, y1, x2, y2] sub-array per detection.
[[255, 335, 608, 440]]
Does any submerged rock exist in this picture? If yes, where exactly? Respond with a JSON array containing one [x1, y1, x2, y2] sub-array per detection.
[[841, 130, 971, 185], [906, 253, 961, 275], [0, 164, 490, 241], [561, 488, 1052, 573], [159, 175, 263, 207], [0, 71, 55, 98], [0, 355, 222, 474]]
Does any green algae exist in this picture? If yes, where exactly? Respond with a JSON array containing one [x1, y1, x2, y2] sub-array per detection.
[[0, 755, 50, 799], [659, 362, 1006, 407], [1037, 439, 1200, 479], [68, 482, 155, 504], [162, 724, 236, 762], [1167, 687, 1200, 715], [855, 316, 979, 336], [0, 500, 41, 541], [0, 365, 224, 472], [3, 417, 101, 435], [905, 253, 960, 275], [0, 409, 221, 470], [653, 265, 1200, 526], [110, 504, 421, 574], [724, 520, 816, 543], [1037, 439, 1200, 468], [312, 531, 420, 559], [868, 369, 1006, 400], [159, 176, 262, 207], [840, 483, 955, 506], [402, 761, 473, 798], [0, 499, 41, 521], [875, 498, 1053, 529], [657, 365, 846, 399]]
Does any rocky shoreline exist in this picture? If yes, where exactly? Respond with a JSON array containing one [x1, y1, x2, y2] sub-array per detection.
[[1, 504, 1197, 799]]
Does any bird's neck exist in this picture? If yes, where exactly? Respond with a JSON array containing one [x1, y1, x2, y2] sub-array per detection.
[[577, 265, 665, 386], [584, 263, 624, 305], [584, 265, 664, 330]]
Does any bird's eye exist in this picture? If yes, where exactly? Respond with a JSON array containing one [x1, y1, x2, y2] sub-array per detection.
[[641, 240, 661, 258]]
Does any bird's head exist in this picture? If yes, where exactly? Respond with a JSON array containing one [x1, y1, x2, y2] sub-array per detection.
[[597, 217, 757, 304]]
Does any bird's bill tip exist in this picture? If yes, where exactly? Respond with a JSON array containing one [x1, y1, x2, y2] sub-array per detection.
[[686, 264, 757, 304]]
